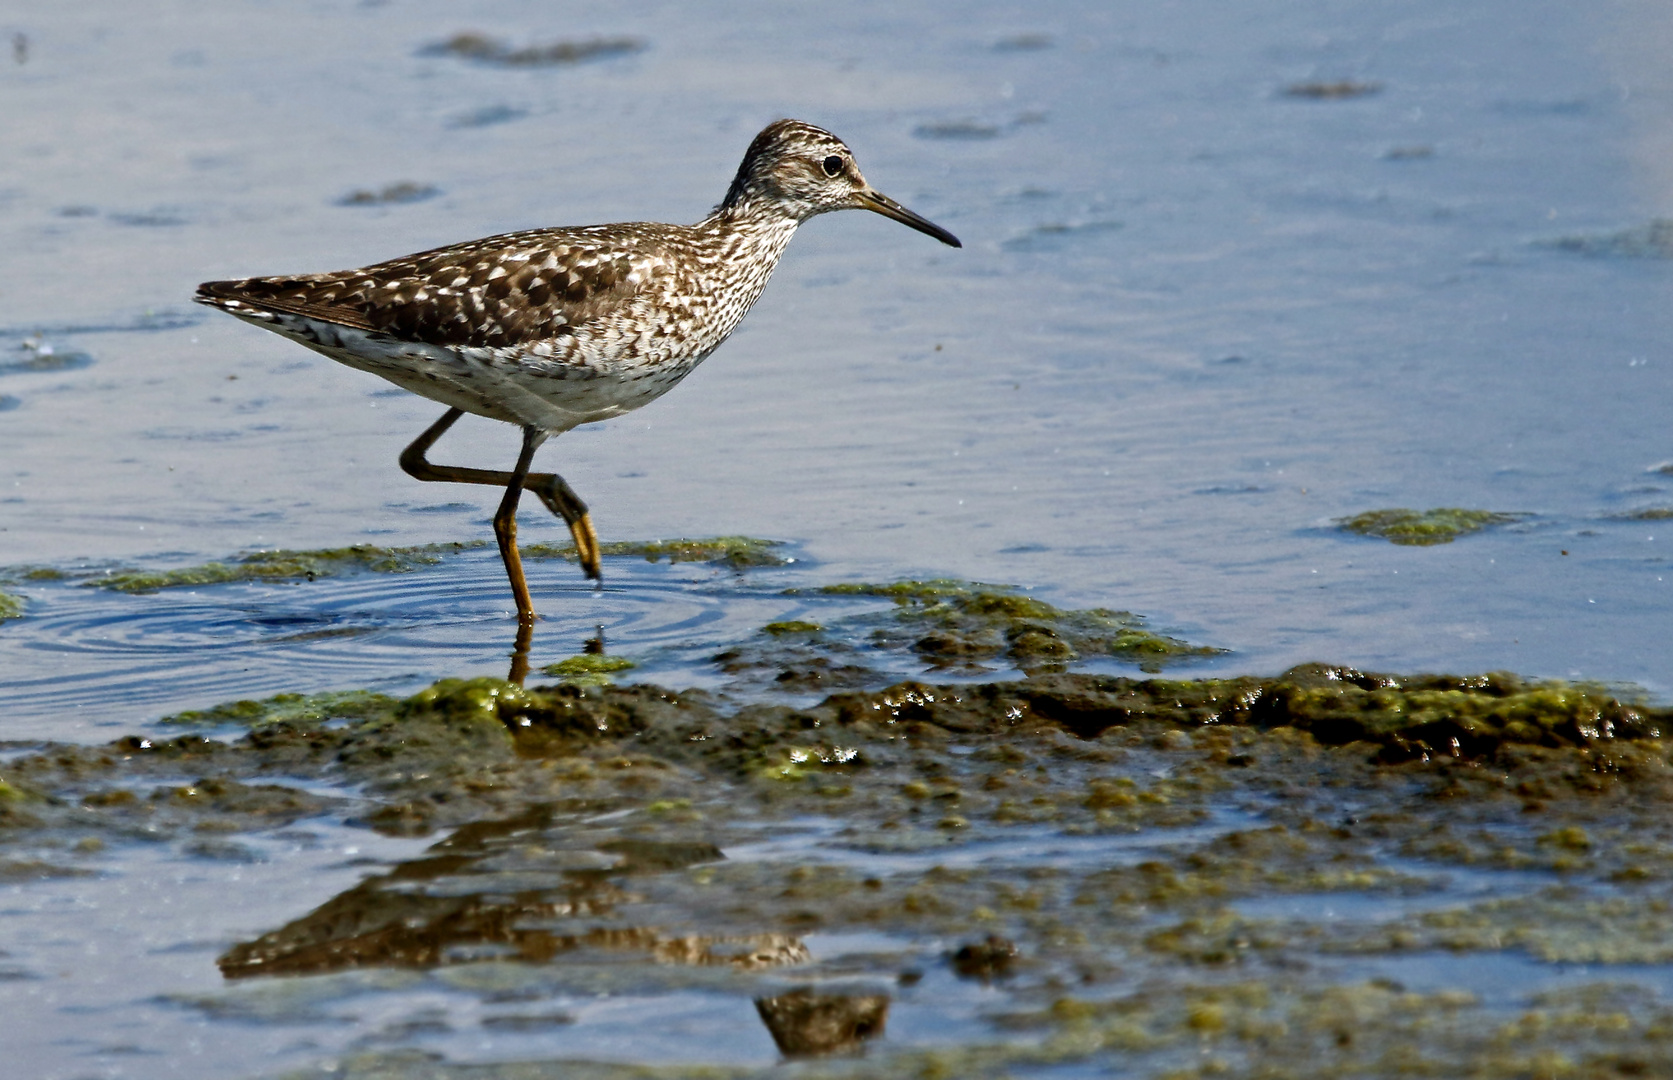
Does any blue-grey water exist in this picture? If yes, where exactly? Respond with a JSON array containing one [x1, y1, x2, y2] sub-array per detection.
[[3, 2, 1673, 1077], [5, 0, 1671, 715]]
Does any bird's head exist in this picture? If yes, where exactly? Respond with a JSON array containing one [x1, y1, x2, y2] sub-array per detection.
[[721, 119, 961, 247]]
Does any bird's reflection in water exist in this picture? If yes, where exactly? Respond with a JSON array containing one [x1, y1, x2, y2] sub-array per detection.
[[508, 617, 535, 685], [218, 803, 888, 1057], [508, 621, 608, 686], [220, 808, 796, 976]]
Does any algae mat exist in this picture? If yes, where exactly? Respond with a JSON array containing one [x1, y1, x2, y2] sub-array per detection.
[[6, 656, 1673, 1079]]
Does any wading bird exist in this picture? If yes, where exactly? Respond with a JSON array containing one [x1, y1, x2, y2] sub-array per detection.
[[197, 120, 960, 642]]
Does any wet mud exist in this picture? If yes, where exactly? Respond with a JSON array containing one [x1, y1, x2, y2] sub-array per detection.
[[6, 645, 1673, 1077]]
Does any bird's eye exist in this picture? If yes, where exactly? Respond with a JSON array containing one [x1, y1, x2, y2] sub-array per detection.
[[821, 154, 844, 177]]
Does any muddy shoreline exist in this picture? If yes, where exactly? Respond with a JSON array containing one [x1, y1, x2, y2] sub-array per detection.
[[6, 649, 1673, 1077]]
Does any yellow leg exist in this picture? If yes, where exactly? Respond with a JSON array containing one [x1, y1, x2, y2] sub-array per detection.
[[493, 424, 545, 624]]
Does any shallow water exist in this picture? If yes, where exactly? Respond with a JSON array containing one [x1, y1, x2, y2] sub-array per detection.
[[0, 549, 1234, 743], [0, 550, 836, 742], [4, 0, 1672, 698], [6, 2, 1673, 1078]]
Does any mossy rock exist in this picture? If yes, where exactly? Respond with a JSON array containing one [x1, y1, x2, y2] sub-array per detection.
[[0, 589, 23, 622], [1337, 508, 1523, 546], [1236, 664, 1666, 761], [399, 677, 538, 729], [542, 654, 637, 686], [809, 580, 1221, 672], [806, 663, 1671, 766], [762, 621, 823, 635]]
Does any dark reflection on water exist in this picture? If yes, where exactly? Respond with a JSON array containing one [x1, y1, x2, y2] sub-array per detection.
[[220, 806, 760, 978], [217, 803, 854, 1054]]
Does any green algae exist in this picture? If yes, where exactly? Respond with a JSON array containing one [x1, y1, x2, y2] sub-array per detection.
[[1226, 663, 1667, 761], [542, 654, 637, 686], [0, 589, 23, 622], [994, 978, 1673, 1080], [522, 536, 787, 569], [7, 536, 783, 598], [161, 689, 398, 727], [816, 579, 1000, 602], [85, 542, 487, 593], [1331, 890, 1673, 964], [9, 664, 1667, 843], [1337, 507, 1524, 545], [0, 779, 44, 805], [808, 579, 1221, 672], [399, 677, 536, 729]]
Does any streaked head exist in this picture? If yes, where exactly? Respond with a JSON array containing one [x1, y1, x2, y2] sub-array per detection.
[[721, 119, 961, 247]]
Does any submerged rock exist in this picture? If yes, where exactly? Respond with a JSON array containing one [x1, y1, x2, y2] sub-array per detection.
[[1283, 80, 1382, 99], [419, 33, 645, 67], [541, 654, 637, 686], [1548, 219, 1673, 258], [335, 182, 439, 207], [1337, 507, 1524, 545], [755, 990, 890, 1056], [804, 580, 1222, 673]]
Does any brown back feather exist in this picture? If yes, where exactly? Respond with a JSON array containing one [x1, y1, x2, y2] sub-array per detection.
[[198, 226, 669, 349]]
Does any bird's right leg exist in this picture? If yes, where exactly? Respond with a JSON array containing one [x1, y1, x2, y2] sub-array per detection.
[[494, 425, 545, 625], [399, 408, 603, 580]]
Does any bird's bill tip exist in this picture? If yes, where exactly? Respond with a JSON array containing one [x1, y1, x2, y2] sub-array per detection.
[[855, 189, 962, 248]]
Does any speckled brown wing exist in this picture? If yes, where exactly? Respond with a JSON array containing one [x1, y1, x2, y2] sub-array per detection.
[[198, 225, 670, 350]]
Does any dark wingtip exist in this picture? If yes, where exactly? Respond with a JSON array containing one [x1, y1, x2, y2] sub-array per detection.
[[195, 280, 244, 306]]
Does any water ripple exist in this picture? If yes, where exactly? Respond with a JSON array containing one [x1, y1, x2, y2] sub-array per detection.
[[0, 548, 826, 741]]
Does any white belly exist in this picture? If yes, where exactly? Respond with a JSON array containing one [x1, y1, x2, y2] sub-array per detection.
[[237, 309, 701, 433]]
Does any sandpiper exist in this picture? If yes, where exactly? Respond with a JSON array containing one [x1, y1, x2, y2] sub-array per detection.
[[197, 119, 960, 624]]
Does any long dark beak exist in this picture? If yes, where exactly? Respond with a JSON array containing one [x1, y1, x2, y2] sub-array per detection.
[[855, 188, 962, 248]]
